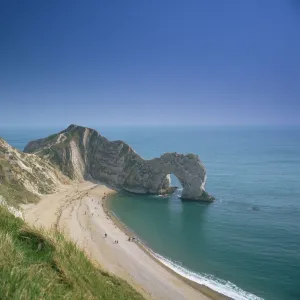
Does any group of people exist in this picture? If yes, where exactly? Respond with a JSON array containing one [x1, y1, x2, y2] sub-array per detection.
[[104, 233, 119, 244]]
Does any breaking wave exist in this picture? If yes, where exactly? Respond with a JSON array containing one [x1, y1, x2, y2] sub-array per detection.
[[149, 250, 264, 300]]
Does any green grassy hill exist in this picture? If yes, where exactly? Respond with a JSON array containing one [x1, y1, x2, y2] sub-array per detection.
[[0, 205, 144, 300]]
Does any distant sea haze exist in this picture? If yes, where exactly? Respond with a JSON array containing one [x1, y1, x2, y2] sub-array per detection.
[[2, 126, 300, 300]]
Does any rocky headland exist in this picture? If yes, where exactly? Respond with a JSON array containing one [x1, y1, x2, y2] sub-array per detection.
[[0, 126, 218, 300], [24, 124, 213, 201]]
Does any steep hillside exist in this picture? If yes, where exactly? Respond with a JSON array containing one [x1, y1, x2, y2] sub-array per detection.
[[0, 137, 69, 207], [0, 137, 144, 299], [24, 125, 212, 201], [24, 125, 143, 184], [0, 205, 144, 300]]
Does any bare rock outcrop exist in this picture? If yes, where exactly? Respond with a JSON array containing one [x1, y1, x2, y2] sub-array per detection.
[[0, 137, 70, 206], [24, 125, 213, 201]]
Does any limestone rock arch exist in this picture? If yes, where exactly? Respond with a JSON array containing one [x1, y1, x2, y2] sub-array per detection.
[[122, 153, 213, 201], [24, 125, 214, 202]]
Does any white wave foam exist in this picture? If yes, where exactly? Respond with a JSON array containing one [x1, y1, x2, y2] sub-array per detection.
[[110, 201, 263, 300], [150, 250, 264, 300]]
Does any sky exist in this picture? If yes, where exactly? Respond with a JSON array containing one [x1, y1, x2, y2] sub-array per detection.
[[0, 0, 299, 127]]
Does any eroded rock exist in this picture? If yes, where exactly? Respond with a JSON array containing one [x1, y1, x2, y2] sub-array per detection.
[[24, 125, 214, 201], [0, 137, 70, 206]]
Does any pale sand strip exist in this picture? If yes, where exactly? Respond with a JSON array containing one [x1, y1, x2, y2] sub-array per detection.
[[22, 182, 223, 300]]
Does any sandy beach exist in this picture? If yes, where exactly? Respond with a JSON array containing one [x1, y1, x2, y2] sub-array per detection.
[[22, 182, 222, 300]]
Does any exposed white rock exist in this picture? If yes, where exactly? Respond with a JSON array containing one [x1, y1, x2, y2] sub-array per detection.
[[70, 140, 85, 180], [0, 197, 24, 219], [0, 137, 69, 196], [56, 133, 67, 144], [24, 125, 214, 201]]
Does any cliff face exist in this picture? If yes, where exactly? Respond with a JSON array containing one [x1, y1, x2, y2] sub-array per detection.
[[24, 125, 213, 201], [0, 138, 69, 206]]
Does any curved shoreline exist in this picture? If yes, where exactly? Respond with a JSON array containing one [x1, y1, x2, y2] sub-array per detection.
[[103, 194, 229, 300], [23, 182, 214, 300]]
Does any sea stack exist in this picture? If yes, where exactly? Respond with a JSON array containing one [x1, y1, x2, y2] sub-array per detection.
[[24, 125, 214, 201]]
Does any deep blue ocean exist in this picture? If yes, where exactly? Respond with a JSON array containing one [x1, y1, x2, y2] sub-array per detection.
[[1, 126, 300, 300]]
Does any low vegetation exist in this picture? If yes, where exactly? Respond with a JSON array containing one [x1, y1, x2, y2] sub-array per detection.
[[0, 159, 39, 207], [0, 183, 38, 208], [0, 206, 144, 300]]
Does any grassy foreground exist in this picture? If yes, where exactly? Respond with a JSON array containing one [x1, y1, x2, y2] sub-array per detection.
[[0, 206, 144, 300]]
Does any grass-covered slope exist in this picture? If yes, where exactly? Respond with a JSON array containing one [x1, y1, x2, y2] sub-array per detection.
[[0, 206, 144, 300]]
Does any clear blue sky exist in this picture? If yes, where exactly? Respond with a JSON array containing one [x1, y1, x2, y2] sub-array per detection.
[[0, 0, 299, 127]]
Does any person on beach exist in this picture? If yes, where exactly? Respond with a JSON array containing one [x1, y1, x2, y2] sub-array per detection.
[[104, 233, 107, 238]]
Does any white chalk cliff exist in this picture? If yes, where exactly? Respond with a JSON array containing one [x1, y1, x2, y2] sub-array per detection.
[[0, 137, 70, 206], [24, 125, 214, 201]]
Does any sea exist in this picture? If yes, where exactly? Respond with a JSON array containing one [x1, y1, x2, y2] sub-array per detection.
[[1, 126, 299, 300]]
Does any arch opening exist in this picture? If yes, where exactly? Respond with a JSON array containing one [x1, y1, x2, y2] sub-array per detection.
[[158, 173, 183, 196]]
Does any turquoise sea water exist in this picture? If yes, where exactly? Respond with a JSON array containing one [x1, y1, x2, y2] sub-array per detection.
[[1, 126, 300, 300]]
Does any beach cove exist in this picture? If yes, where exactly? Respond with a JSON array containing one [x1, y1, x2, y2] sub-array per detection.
[[22, 181, 224, 300], [3, 125, 300, 300]]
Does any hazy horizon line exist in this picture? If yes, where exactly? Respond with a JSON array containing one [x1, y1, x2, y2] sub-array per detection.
[[1, 124, 299, 129]]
